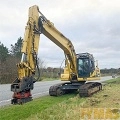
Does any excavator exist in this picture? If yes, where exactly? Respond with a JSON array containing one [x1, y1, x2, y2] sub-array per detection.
[[11, 5, 101, 104]]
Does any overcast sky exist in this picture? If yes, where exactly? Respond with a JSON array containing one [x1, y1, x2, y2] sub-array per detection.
[[0, 0, 120, 69]]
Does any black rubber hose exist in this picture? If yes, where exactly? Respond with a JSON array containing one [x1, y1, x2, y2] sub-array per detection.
[[33, 54, 41, 83]]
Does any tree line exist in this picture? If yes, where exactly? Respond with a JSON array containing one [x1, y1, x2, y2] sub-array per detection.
[[0, 37, 61, 84], [100, 68, 120, 76], [0, 37, 22, 84]]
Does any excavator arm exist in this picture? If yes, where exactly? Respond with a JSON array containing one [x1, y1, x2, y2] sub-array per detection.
[[11, 6, 41, 104]]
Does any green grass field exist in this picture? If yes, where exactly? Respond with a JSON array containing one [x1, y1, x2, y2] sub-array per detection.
[[0, 78, 120, 120]]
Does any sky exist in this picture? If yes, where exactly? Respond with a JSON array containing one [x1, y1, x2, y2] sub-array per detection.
[[0, 0, 120, 69]]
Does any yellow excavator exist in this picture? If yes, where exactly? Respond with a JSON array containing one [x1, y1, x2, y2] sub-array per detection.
[[11, 5, 101, 104]]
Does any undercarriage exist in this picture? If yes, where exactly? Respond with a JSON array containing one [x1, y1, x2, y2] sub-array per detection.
[[49, 81, 102, 97]]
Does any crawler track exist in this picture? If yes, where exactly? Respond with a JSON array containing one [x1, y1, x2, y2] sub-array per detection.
[[79, 82, 102, 97]]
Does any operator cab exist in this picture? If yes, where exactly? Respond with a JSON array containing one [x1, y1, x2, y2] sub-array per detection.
[[77, 53, 95, 78]]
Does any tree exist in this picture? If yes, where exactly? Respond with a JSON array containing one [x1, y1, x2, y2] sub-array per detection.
[[10, 37, 23, 59], [37, 59, 46, 80], [0, 42, 9, 62]]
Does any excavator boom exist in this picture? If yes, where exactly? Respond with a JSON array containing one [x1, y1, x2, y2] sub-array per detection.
[[38, 10, 77, 81]]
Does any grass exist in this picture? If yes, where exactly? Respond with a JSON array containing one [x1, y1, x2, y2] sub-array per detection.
[[0, 94, 76, 120], [26, 78, 120, 120], [0, 78, 120, 120], [26, 96, 86, 120]]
